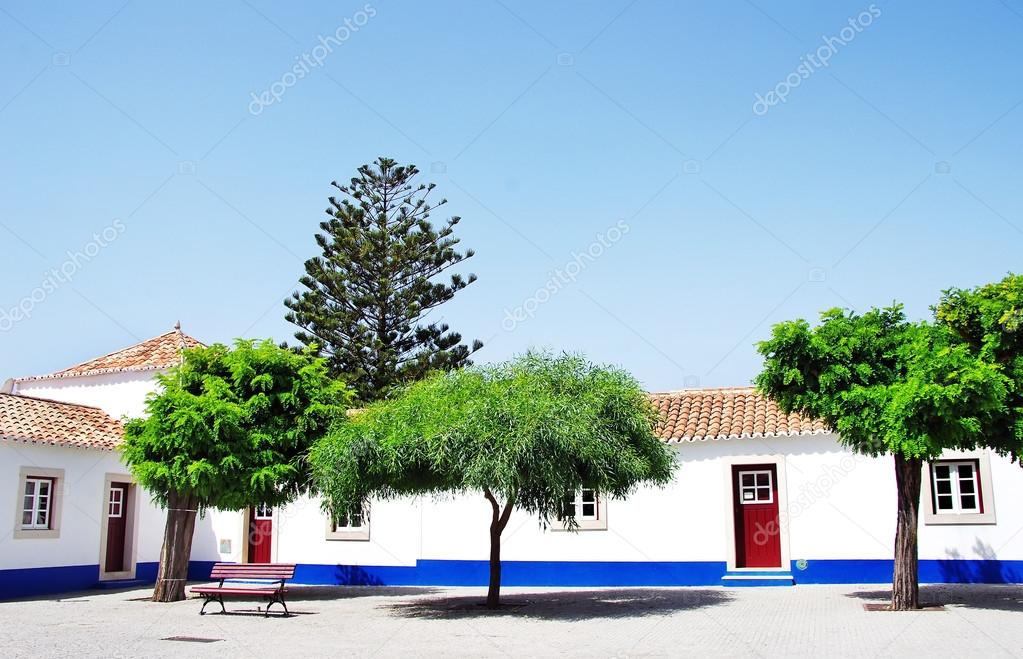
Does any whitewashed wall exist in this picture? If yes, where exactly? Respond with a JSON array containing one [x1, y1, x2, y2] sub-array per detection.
[[193, 435, 1023, 571], [0, 441, 164, 571], [13, 371, 160, 421]]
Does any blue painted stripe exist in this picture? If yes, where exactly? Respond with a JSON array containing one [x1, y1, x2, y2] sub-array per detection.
[[287, 558, 1023, 588], [0, 564, 99, 600], [792, 559, 1023, 585], [4, 557, 1023, 600]]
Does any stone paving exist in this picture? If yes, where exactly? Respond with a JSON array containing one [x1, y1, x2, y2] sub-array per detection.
[[2, 583, 1022, 657]]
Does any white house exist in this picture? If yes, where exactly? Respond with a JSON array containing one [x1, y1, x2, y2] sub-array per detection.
[[2, 328, 1022, 600]]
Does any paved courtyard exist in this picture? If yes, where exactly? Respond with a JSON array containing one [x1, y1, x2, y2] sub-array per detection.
[[2, 583, 1022, 657]]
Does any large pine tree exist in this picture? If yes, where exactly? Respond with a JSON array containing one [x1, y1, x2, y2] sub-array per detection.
[[286, 157, 482, 402]]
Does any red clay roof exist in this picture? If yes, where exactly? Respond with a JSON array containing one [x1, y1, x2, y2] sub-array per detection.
[[649, 387, 828, 441], [0, 393, 123, 450], [17, 328, 203, 381]]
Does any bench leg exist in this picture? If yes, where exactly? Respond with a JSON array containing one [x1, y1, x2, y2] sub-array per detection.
[[265, 593, 289, 618], [199, 594, 226, 615]]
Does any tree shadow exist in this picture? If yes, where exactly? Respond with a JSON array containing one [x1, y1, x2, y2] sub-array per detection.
[[846, 584, 1023, 613], [386, 588, 732, 621], [936, 539, 1022, 584], [282, 585, 443, 601]]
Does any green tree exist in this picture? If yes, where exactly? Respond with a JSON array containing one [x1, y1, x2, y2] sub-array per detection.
[[937, 273, 1023, 454], [310, 352, 676, 608], [755, 305, 1006, 610], [123, 340, 351, 602], [285, 156, 482, 403]]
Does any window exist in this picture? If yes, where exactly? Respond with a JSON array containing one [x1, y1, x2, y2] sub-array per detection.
[[563, 489, 600, 520], [108, 487, 124, 518], [924, 452, 996, 525], [325, 505, 370, 541], [22, 478, 54, 529], [739, 470, 773, 504], [931, 461, 981, 513], [554, 488, 607, 531], [13, 467, 64, 539], [253, 503, 273, 519]]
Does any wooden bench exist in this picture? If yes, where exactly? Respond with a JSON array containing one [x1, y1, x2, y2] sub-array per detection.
[[190, 563, 296, 617]]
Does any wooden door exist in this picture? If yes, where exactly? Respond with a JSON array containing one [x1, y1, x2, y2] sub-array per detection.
[[732, 465, 781, 568], [248, 504, 273, 563], [104, 482, 129, 572]]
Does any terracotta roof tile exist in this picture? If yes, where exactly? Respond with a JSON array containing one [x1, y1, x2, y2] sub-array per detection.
[[17, 328, 204, 381], [0, 393, 123, 451], [649, 387, 828, 441]]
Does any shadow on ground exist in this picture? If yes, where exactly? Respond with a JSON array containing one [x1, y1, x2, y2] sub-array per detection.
[[386, 588, 732, 620], [847, 584, 1023, 612], [280, 585, 443, 601]]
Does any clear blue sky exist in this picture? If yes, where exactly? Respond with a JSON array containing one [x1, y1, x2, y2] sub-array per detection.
[[2, 1, 1021, 392]]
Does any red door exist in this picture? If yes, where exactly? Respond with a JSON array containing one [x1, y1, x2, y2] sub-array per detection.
[[104, 483, 129, 572], [248, 505, 273, 563], [732, 465, 781, 568]]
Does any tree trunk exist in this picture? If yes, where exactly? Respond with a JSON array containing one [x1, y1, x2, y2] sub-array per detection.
[[152, 491, 198, 602], [891, 453, 922, 611], [483, 489, 514, 609]]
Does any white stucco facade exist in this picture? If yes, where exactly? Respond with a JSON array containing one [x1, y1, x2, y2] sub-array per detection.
[[3, 340, 1023, 598]]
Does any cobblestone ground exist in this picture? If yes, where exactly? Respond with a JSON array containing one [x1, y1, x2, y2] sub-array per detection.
[[2, 583, 1022, 657]]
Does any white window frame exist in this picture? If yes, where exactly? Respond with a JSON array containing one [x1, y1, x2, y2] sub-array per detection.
[[738, 469, 774, 505], [325, 505, 370, 541], [108, 487, 124, 518], [924, 450, 996, 525], [931, 461, 980, 513], [554, 488, 608, 531], [13, 466, 64, 539], [22, 478, 54, 529]]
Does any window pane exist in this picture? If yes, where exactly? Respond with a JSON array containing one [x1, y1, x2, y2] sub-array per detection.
[[937, 494, 954, 510], [756, 473, 769, 486], [582, 490, 595, 503], [960, 495, 977, 511], [582, 503, 596, 517], [36, 510, 48, 526], [959, 478, 975, 495], [757, 488, 771, 501], [22, 510, 33, 525], [741, 474, 754, 487], [39, 481, 50, 496], [24, 481, 34, 496], [934, 465, 951, 479], [936, 480, 952, 495], [23, 494, 34, 510], [957, 464, 974, 479]]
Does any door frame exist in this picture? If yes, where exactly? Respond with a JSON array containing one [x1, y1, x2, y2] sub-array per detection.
[[722, 455, 791, 572], [98, 473, 139, 581], [241, 505, 279, 563]]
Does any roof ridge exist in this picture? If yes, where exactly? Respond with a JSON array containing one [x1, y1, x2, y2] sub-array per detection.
[[0, 392, 106, 412], [14, 326, 203, 382], [47, 330, 181, 377], [649, 386, 758, 395]]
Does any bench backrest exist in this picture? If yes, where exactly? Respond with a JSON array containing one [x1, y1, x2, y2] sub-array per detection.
[[209, 563, 296, 581]]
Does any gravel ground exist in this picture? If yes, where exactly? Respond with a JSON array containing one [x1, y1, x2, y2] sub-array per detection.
[[2, 583, 1022, 657]]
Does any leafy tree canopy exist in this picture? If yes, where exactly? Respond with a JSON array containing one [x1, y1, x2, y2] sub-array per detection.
[[286, 157, 481, 402], [755, 305, 1007, 459], [123, 339, 353, 511], [937, 272, 1023, 455], [311, 350, 675, 607], [311, 351, 675, 524]]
